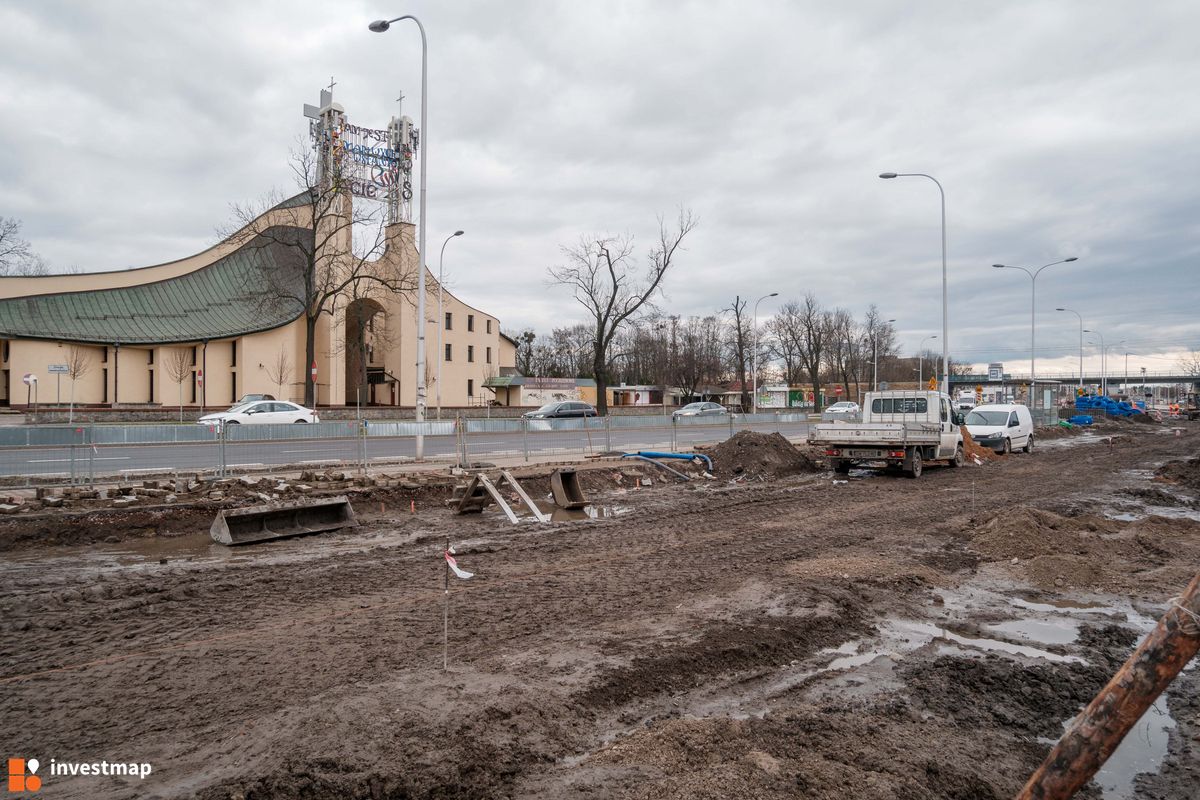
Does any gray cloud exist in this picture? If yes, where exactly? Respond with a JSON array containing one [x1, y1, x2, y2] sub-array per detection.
[[2, 0, 1197, 375]]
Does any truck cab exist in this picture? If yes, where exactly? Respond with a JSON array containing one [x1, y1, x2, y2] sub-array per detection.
[[809, 390, 965, 478]]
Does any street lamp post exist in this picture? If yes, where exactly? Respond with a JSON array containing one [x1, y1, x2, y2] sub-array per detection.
[[1084, 329, 1105, 395], [370, 14, 430, 459], [918, 334, 938, 387], [992, 257, 1078, 408], [871, 318, 896, 391], [751, 292, 778, 413], [879, 173, 948, 396], [435, 230, 464, 420], [1055, 308, 1084, 392]]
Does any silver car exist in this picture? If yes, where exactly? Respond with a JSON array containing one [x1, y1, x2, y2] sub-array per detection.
[[673, 401, 727, 418]]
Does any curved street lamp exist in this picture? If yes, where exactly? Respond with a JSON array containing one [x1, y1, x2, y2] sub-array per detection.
[[751, 292, 778, 413], [1055, 307, 1084, 390], [435, 230, 464, 419], [991, 257, 1078, 407], [370, 14, 430, 458], [879, 172, 948, 395]]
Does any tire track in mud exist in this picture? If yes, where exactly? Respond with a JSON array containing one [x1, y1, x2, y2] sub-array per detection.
[[2, 428, 1195, 798]]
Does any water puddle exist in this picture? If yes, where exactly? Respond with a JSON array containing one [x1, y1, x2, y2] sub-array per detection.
[[986, 617, 1079, 645], [886, 620, 1084, 663], [1056, 695, 1177, 800]]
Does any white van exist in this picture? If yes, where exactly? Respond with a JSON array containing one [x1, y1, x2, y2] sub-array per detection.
[[964, 403, 1034, 454]]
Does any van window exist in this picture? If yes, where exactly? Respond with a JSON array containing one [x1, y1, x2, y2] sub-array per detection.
[[941, 400, 950, 422], [871, 397, 928, 414], [1009, 412, 1019, 427]]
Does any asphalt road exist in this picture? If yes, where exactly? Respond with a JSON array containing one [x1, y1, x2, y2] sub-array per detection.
[[2, 419, 812, 478]]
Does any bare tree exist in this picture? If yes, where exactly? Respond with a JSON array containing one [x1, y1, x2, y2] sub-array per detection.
[[162, 347, 193, 422], [223, 147, 416, 406], [1179, 348, 1200, 377], [0, 217, 32, 274], [264, 346, 293, 400], [825, 308, 858, 398], [725, 296, 752, 411], [768, 302, 807, 387], [794, 293, 835, 412], [0, 217, 54, 276], [65, 345, 92, 423], [673, 315, 725, 400], [549, 209, 696, 415]]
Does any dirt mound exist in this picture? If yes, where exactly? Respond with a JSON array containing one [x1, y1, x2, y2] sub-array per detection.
[[1157, 457, 1200, 491], [1035, 424, 1084, 441], [961, 427, 1002, 462], [969, 508, 1200, 591], [700, 431, 822, 478], [969, 508, 1118, 561]]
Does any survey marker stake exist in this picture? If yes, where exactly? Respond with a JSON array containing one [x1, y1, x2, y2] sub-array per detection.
[[1016, 569, 1200, 800], [442, 542, 474, 671]]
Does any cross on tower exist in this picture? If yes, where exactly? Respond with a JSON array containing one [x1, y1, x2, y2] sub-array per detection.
[[327, 76, 337, 95], [396, 90, 405, 119]]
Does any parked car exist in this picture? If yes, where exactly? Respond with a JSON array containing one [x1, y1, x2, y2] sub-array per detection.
[[232, 393, 276, 407], [198, 400, 319, 426], [673, 401, 727, 418], [823, 401, 860, 417], [521, 401, 597, 419], [964, 403, 1034, 454]]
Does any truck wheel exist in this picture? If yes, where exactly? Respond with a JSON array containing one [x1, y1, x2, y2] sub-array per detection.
[[1000, 438, 1011, 455], [950, 445, 964, 468], [1023, 434, 1033, 454], [906, 450, 923, 479], [834, 460, 851, 474]]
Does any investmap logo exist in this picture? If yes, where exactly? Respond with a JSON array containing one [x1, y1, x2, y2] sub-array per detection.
[[7, 757, 152, 792], [7, 759, 40, 793]]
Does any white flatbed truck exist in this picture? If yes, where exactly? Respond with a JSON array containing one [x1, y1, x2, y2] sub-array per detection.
[[809, 390, 965, 478]]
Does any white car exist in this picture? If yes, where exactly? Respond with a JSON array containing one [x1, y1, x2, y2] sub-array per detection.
[[964, 403, 1033, 454], [824, 401, 860, 417], [198, 400, 319, 426]]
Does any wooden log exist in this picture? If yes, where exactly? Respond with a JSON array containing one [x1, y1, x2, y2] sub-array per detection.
[[1016, 571, 1200, 800]]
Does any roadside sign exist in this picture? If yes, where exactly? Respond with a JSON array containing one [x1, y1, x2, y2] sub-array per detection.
[[311, 360, 318, 380], [22, 373, 36, 385], [835, 386, 843, 396], [48, 364, 69, 374]]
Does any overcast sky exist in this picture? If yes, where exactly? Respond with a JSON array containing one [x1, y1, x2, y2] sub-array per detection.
[[2, 1, 1197, 377]]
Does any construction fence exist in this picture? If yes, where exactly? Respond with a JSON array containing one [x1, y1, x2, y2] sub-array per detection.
[[0, 413, 814, 487]]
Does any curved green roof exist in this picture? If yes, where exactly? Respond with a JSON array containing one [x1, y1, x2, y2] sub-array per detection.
[[0, 226, 310, 345]]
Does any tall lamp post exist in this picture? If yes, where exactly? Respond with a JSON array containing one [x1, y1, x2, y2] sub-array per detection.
[[1055, 307, 1084, 392], [751, 292, 778, 413], [879, 172, 948, 395], [991, 257, 1078, 408], [871, 318, 896, 391], [370, 14, 430, 458], [918, 334, 938, 387], [435, 230, 464, 419], [1084, 329, 1105, 395]]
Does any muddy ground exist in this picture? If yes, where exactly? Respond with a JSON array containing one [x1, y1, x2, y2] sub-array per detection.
[[1, 423, 1198, 799]]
